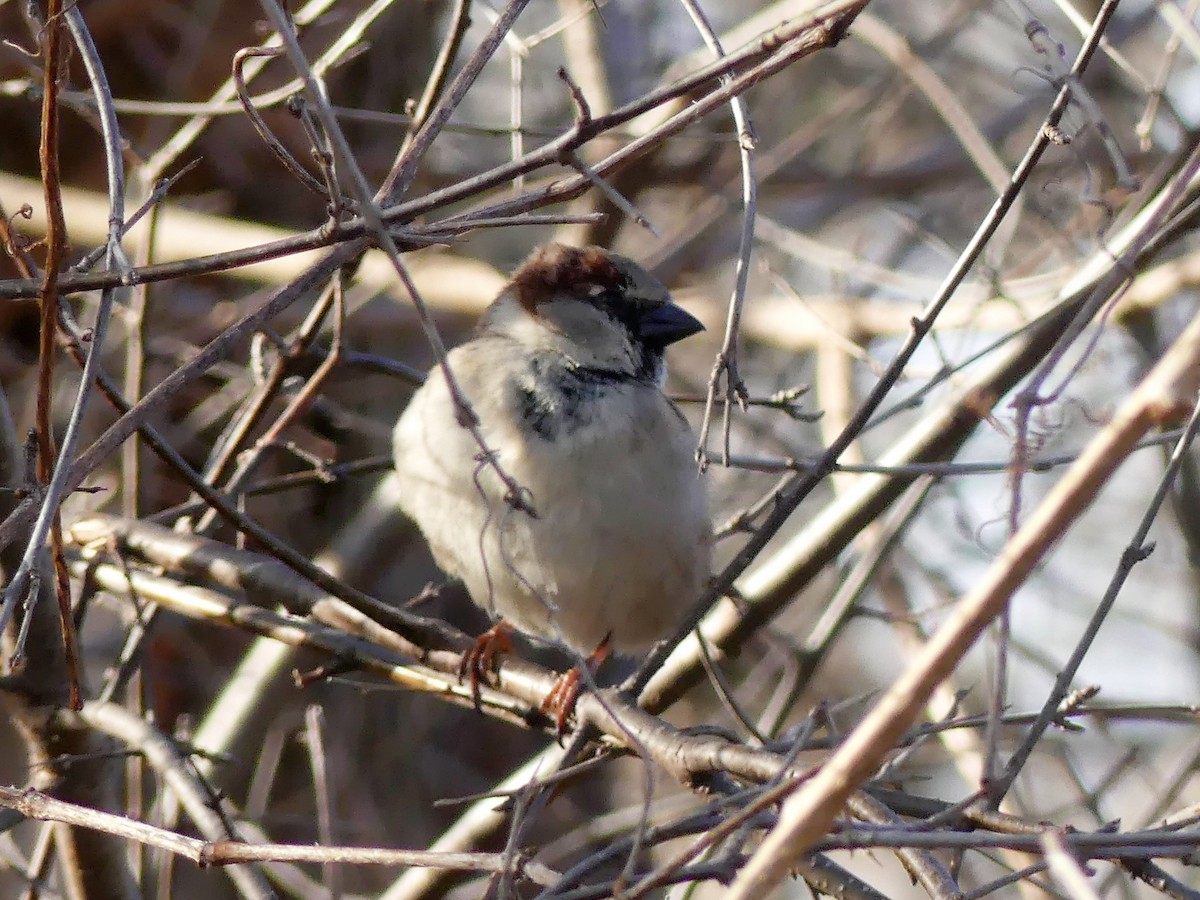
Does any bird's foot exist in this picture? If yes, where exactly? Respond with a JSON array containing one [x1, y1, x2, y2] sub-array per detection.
[[459, 621, 515, 710], [540, 638, 611, 739]]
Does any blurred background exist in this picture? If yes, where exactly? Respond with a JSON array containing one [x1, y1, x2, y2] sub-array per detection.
[[3, 0, 1200, 897]]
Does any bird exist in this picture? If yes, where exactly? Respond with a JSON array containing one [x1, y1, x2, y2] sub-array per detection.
[[392, 243, 711, 729]]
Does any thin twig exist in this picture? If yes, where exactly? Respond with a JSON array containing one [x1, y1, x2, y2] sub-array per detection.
[[680, 0, 755, 469], [632, 0, 1121, 710], [259, 0, 538, 518], [994, 380, 1200, 799], [729, 303, 1200, 897]]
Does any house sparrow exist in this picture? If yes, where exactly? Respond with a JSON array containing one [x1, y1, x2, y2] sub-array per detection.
[[392, 243, 711, 726]]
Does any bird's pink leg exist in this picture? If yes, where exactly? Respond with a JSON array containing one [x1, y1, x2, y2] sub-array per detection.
[[459, 621, 515, 709], [541, 637, 612, 736]]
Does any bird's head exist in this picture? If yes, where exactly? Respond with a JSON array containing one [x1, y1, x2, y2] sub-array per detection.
[[478, 243, 704, 383]]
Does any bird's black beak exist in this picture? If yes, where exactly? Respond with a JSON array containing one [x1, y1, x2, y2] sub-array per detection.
[[636, 302, 705, 346]]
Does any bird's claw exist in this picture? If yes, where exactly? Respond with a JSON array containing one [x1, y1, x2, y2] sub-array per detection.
[[459, 622, 515, 710]]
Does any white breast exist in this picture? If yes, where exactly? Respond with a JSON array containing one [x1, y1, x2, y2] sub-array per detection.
[[392, 340, 710, 655]]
